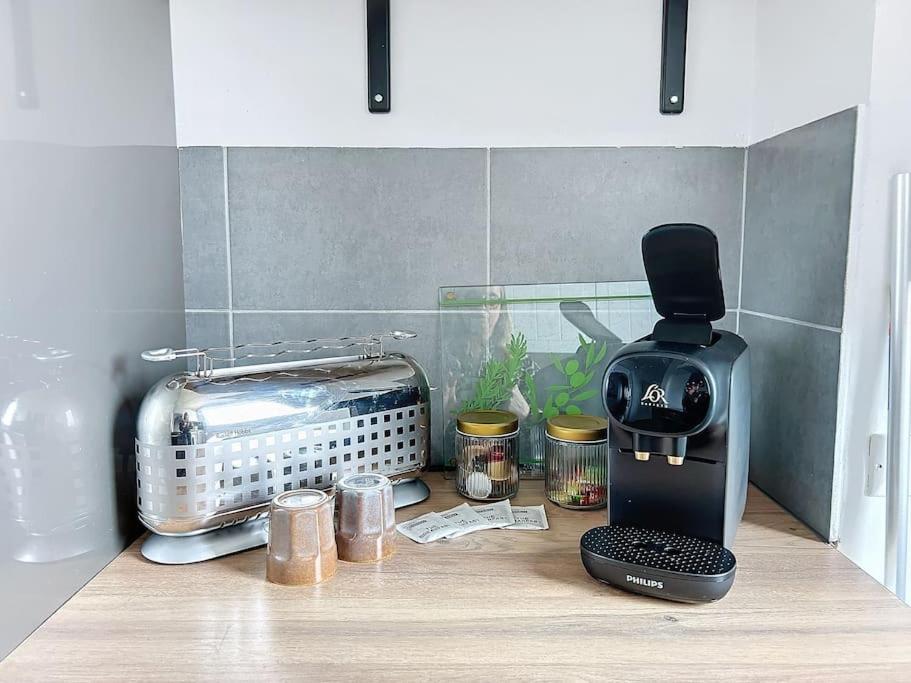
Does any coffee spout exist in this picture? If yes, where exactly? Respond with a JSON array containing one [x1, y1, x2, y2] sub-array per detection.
[[632, 433, 688, 462]]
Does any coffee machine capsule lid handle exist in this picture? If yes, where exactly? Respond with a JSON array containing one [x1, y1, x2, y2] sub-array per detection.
[[641, 224, 726, 323]]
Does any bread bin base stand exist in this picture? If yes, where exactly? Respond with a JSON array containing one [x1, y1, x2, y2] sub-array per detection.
[[141, 478, 429, 565]]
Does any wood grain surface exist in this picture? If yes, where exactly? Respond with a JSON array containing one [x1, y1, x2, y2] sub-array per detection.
[[3, 473, 911, 681]]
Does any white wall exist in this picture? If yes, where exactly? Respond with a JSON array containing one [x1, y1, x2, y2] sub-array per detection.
[[835, 0, 911, 585], [0, 0, 176, 146], [170, 0, 756, 148], [750, 0, 875, 143], [171, 1, 884, 148]]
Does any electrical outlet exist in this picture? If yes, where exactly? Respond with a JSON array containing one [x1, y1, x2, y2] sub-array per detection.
[[866, 434, 887, 497]]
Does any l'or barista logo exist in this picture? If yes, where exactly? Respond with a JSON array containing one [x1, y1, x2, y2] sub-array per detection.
[[627, 574, 664, 589], [640, 383, 668, 408]]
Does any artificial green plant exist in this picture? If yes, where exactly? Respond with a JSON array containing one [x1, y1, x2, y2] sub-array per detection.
[[523, 334, 608, 422], [458, 333, 528, 412]]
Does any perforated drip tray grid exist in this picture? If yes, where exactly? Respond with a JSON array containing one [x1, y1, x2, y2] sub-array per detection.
[[581, 525, 735, 576], [136, 402, 428, 533], [580, 525, 737, 603]]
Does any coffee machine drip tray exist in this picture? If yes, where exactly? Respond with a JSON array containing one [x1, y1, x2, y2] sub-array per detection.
[[580, 525, 737, 603]]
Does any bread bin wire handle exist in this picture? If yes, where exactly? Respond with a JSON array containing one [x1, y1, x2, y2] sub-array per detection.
[[141, 330, 418, 376]]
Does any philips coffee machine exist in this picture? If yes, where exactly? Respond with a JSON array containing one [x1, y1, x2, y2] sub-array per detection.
[[603, 223, 749, 549], [581, 224, 749, 602]]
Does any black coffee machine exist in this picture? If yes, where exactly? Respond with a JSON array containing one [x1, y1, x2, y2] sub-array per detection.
[[601, 224, 750, 549]]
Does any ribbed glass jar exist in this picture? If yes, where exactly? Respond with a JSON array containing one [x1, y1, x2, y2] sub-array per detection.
[[455, 410, 519, 501], [545, 415, 609, 510]]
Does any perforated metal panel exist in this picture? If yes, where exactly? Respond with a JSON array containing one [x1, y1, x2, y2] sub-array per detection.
[[136, 402, 428, 535]]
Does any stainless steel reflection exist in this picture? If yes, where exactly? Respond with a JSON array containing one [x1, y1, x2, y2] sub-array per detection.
[[135, 336, 431, 538], [0, 336, 103, 563]]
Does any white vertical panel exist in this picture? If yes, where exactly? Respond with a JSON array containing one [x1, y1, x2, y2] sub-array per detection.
[[887, 172, 911, 600]]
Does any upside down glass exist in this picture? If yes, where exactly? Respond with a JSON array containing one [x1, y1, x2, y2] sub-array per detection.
[[266, 489, 337, 586], [335, 473, 396, 563]]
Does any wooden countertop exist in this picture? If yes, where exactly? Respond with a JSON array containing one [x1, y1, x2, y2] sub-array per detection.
[[4, 473, 911, 681]]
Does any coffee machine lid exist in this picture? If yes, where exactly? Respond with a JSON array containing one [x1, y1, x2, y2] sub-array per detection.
[[642, 224, 726, 323]]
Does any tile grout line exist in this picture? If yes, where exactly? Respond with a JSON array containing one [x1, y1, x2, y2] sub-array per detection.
[[736, 146, 749, 335], [177, 151, 188, 344], [235, 309, 443, 315], [740, 308, 842, 334], [223, 146, 235, 355], [190, 308, 446, 315], [191, 306, 735, 316], [485, 147, 491, 286]]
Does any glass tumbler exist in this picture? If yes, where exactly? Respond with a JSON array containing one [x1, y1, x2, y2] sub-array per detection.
[[266, 489, 337, 586], [335, 473, 396, 563], [455, 410, 519, 501], [545, 415, 609, 510]]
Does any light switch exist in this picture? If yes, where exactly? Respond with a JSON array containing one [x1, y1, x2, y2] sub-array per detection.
[[865, 434, 887, 497]]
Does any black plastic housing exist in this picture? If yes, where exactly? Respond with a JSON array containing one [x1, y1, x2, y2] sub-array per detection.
[[580, 525, 736, 603], [642, 223, 725, 323], [603, 333, 750, 548], [601, 223, 750, 549]]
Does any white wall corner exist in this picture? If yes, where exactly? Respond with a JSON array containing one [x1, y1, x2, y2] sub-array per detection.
[[830, 103, 871, 546], [748, 0, 875, 145]]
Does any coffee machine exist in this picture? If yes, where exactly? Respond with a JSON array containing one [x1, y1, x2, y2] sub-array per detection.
[[601, 223, 749, 549]]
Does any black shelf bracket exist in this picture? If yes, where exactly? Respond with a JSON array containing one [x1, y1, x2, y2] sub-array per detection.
[[366, 0, 390, 113], [659, 0, 688, 115]]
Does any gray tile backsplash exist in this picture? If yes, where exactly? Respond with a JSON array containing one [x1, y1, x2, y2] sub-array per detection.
[[717, 311, 738, 333], [227, 148, 487, 311], [742, 109, 856, 327], [739, 313, 841, 538], [734, 109, 856, 537], [490, 148, 745, 305], [177, 120, 856, 532], [186, 311, 230, 351], [179, 147, 228, 309]]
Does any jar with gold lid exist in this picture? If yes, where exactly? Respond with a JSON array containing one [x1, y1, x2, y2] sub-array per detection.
[[545, 414, 609, 510], [455, 409, 519, 501]]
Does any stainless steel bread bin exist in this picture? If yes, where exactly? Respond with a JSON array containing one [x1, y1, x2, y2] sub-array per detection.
[[135, 332, 430, 563]]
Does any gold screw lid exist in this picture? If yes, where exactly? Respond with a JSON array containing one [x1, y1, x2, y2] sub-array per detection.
[[546, 414, 609, 442], [457, 409, 519, 437]]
